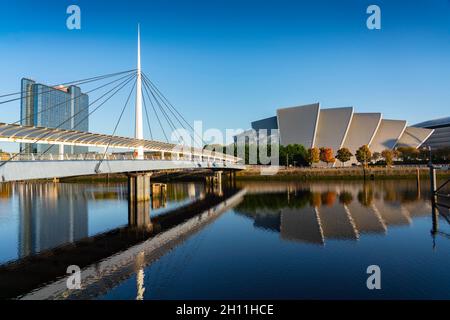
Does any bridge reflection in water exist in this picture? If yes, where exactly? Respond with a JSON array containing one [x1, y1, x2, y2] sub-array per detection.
[[0, 179, 448, 300], [0, 180, 244, 300]]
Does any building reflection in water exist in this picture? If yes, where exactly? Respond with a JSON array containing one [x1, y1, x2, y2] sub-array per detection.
[[17, 183, 89, 258], [11, 182, 206, 261], [235, 181, 434, 245]]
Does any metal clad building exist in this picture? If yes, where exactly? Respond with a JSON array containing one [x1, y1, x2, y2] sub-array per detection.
[[313, 107, 353, 152], [414, 117, 450, 149], [251, 116, 278, 132], [20, 78, 89, 154], [396, 127, 434, 149], [277, 103, 320, 147], [244, 103, 437, 166], [368, 119, 407, 153]]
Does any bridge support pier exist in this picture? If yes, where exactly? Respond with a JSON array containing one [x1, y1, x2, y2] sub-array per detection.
[[128, 199, 152, 230], [128, 172, 152, 202], [205, 171, 224, 195], [128, 172, 152, 230], [228, 171, 236, 188], [216, 171, 222, 186], [151, 183, 167, 209]]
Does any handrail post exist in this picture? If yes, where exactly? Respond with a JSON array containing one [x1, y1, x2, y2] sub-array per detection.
[[428, 146, 437, 196]]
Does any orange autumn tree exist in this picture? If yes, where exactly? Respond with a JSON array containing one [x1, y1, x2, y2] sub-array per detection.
[[319, 147, 336, 166], [322, 191, 337, 207]]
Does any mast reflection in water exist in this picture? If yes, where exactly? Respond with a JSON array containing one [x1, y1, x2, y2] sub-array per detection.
[[0, 179, 449, 300]]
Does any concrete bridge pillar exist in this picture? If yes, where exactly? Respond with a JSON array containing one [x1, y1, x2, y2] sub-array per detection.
[[228, 171, 237, 188], [151, 183, 167, 209], [128, 199, 152, 230], [214, 171, 223, 196], [214, 170, 223, 187], [128, 172, 152, 230], [205, 171, 224, 188], [128, 172, 152, 202], [161, 151, 165, 160]]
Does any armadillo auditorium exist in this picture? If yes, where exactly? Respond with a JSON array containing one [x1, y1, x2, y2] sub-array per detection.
[[238, 103, 449, 165]]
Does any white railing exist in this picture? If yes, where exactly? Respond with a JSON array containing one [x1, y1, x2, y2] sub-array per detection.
[[0, 152, 239, 165]]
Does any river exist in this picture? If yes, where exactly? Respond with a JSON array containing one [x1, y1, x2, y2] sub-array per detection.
[[0, 179, 449, 299]]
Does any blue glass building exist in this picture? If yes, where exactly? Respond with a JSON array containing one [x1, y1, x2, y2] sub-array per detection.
[[20, 78, 89, 154]]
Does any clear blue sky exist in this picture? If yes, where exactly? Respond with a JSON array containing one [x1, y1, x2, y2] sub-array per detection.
[[0, 0, 449, 151]]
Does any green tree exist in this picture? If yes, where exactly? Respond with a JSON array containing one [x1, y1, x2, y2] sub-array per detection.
[[339, 191, 353, 205], [358, 186, 374, 207], [418, 147, 430, 163], [396, 146, 419, 163], [336, 148, 353, 166], [435, 147, 450, 163], [355, 145, 372, 167], [372, 152, 381, 163], [231, 143, 254, 165], [280, 144, 307, 166]]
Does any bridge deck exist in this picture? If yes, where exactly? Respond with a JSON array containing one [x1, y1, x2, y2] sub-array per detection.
[[0, 160, 244, 182]]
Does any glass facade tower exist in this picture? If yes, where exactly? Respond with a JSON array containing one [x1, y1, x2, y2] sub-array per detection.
[[20, 78, 89, 154]]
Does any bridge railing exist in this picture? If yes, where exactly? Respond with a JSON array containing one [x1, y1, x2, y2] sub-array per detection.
[[0, 152, 241, 165]]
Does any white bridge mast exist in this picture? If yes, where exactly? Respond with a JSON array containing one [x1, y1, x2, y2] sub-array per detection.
[[135, 24, 144, 159]]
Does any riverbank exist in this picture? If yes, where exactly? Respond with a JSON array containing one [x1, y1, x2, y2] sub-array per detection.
[[57, 166, 450, 183], [236, 166, 450, 181]]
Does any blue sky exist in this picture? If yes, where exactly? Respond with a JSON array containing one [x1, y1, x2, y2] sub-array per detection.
[[0, 0, 449, 150]]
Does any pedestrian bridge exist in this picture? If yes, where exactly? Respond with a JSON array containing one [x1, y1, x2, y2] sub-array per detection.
[[0, 159, 244, 182], [0, 31, 245, 183], [0, 122, 244, 182]]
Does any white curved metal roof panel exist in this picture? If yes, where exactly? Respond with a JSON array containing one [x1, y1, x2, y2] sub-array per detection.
[[314, 107, 353, 151], [369, 119, 407, 153], [277, 103, 320, 148], [396, 127, 434, 148], [341, 113, 382, 153]]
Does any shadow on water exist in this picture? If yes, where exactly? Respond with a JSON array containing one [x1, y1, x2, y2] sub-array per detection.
[[0, 181, 245, 299]]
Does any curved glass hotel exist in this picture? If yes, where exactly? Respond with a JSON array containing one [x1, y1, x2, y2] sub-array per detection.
[[20, 78, 89, 154], [247, 103, 435, 165]]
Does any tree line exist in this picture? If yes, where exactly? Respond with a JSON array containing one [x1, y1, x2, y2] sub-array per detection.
[[206, 143, 450, 167]]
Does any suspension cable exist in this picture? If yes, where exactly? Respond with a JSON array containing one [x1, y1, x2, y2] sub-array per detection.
[[143, 77, 177, 134], [142, 72, 206, 147], [142, 76, 188, 145], [141, 78, 169, 142], [96, 77, 137, 171], [0, 69, 135, 101], [142, 73, 188, 132], [1, 73, 136, 165], [13, 72, 134, 125], [38, 74, 137, 158], [142, 90, 154, 140]]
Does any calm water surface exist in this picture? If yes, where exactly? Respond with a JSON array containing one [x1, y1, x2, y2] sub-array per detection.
[[0, 179, 449, 299]]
